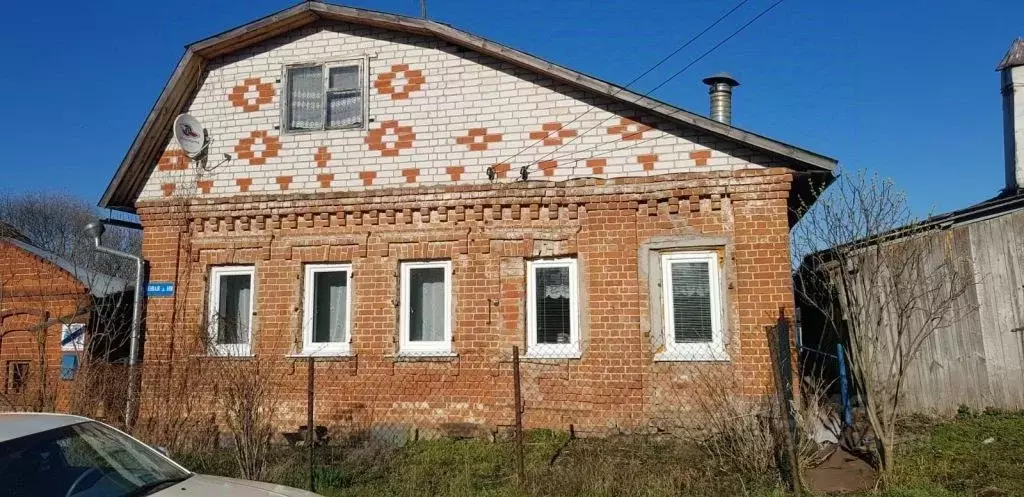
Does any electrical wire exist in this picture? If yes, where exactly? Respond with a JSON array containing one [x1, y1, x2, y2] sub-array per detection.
[[485, 0, 753, 176], [513, 0, 788, 180]]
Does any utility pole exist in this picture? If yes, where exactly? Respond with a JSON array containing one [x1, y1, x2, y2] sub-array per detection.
[[420, 0, 427, 19]]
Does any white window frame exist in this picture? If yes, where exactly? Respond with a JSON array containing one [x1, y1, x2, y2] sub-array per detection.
[[525, 258, 581, 358], [208, 266, 255, 357], [282, 58, 368, 133], [659, 252, 727, 361], [300, 263, 353, 356], [399, 260, 453, 355]]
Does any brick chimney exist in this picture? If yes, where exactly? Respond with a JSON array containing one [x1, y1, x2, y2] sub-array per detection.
[[998, 38, 1024, 194]]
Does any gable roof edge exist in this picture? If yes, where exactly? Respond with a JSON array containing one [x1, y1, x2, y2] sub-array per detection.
[[0, 236, 130, 298], [100, 1, 837, 212]]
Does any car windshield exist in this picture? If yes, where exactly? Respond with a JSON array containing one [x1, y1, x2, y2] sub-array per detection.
[[0, 421, 191, 497]]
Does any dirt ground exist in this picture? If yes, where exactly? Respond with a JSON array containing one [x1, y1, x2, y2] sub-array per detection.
[[804, 446, 877, 494]]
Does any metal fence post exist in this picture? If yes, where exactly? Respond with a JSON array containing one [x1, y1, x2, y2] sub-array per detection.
[[769, 309, 802, 496], [512, 345, 525, 485], [307, 357, 315, 493], [836, 343, 853, 427]]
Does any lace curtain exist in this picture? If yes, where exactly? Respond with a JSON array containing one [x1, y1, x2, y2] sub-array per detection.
[[327, 66, 362, 128], [535, 266, 571, 344], [287, 66, 323, 130]]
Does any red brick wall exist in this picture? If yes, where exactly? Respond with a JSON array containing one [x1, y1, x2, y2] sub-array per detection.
[[0, 241, 91, 410], [135, 168, 795, 436]]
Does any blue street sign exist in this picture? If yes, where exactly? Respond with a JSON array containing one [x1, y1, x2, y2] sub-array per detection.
[[147, 282, 175, 297]]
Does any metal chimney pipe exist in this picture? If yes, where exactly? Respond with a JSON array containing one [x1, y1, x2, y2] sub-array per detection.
[[702, 73, 740, 125]]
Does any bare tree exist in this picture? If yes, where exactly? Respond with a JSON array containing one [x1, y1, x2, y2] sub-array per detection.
[[792, 170, 975, 474], [0, 191, 141, 279]]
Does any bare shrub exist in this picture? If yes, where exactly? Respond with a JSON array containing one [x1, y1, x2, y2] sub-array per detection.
[[683, 362, 839, 486], [130, 353, 219, 455], [213, 358, 280, 481], [793, 171, 975, 473], [695, 390, 778, 477]]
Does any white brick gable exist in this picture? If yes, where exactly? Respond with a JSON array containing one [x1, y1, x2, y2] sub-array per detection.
[[141, 20, 776, 200]]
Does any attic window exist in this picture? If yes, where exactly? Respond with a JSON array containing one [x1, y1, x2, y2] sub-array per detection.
[[285, 61, 364, 131]]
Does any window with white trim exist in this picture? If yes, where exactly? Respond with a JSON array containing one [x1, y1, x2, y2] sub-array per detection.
[[285, 60, 364, 131], [526, 258, 580, 358], [660, 252, 726, 361], [301, 264, 352, 356], [208, 266, 255, 356], [399, 261, 452, 355]]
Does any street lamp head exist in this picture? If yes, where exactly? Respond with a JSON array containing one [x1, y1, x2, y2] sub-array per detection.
[[84, 221, 105, 241]]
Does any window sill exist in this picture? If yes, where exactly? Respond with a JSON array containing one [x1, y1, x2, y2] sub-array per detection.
[[389, 352, 459, 362], [281, 125, 366, 136], [201, 353, 255, 360], [653, 350, 730, 363], [522, 351, 582, 360], [287, 351, 355, 360]]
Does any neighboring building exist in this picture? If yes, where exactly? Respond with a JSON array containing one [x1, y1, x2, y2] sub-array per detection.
[[99, 2, 837, 434], [799, 39, 1024, 415], [0, 223, 131, 413]]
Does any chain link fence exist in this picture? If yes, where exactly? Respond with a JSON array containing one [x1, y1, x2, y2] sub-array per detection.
[[123, 311, 809, 496]]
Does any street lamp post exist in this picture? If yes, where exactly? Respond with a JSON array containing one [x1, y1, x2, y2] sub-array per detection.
[[84, 221, 144, 429]]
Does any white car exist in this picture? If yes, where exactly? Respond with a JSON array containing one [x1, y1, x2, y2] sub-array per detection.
[[0, 413, 321, 497]]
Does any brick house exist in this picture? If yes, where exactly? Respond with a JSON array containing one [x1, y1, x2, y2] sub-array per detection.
[[98, 2, 837, 434], [0, 223, 131, 412]]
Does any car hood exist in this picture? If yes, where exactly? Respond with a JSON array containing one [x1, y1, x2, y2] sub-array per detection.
[[152, 474, 321, 497]]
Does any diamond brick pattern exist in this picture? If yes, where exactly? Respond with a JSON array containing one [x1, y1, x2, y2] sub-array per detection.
[[456, 128, 502, 151], [157, 149, 189, 171], [315, 146, 331, 168], [608, 118, 652, 141], [365, 121, 415, 157], [529, 122, 577, 146], [228, 78, 275, 112], [234, 131, 281, 166], [373, 64, 425, 100]]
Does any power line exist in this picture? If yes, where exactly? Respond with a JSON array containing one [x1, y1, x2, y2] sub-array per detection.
[[515, 0, 788, 180], [485, 0, 753, 176]]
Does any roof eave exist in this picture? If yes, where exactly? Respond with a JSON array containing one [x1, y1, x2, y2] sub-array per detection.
[[99, 50, 203, 212], [100, 1, 837, 212]]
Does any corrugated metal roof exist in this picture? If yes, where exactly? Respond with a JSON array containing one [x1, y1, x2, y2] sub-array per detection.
[[0, 236, 130, 298], [997, 38, 1024, 71], [802, 189, 1024, 268]]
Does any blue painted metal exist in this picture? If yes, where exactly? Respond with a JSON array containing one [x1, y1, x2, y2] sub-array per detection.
[[60, 354, 79, 380], [146, 282, 175, 297], [837, 343, 853, 426]]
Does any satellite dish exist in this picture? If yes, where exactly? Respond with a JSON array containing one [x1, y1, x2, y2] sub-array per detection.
[[173, 114, 207, 159]]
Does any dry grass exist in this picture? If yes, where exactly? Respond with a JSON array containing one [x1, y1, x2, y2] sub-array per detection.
[[177, 430, 787, 497]]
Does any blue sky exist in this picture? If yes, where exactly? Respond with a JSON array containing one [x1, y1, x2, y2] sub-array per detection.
[[0, 0, 1021, 216]]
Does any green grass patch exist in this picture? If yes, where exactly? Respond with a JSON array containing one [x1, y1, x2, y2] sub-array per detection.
[[172, 413, 1024, 496], [876, 410, 1024, 496]]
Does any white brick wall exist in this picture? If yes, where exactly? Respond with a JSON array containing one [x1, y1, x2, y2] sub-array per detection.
[[142, 20, 775, 200]]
